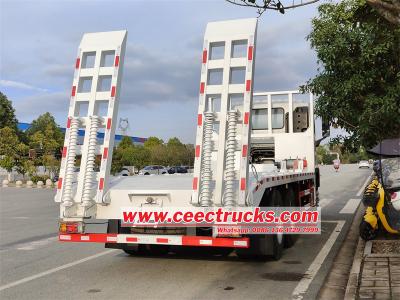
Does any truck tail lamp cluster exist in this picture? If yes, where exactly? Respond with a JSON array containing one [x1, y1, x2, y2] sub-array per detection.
[[59, 221, 84, 234]]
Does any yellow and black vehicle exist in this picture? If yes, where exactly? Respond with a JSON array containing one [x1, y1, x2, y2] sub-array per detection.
[[359, 139, 400, 241]]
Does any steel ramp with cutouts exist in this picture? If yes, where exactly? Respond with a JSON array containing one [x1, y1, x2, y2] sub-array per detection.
[[192, 19, 257, 207], [55, 31, 127, 218]]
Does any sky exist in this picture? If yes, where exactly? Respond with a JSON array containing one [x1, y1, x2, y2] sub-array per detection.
[[0, 0, 333, 143]]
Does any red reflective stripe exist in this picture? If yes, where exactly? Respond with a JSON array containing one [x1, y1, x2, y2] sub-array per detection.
[[107, 118, 112, 129], [303, 159, 308, 168], [244, 112, 249, 125], [57, 178, 63, 189], [71, 86, 76, 96], [248, 46, 253, 61], [197, 114, 202, 126], [182, 236, 249, 248], [103, 147, 108, 159], [99, 178, 104, 190], [60, 234, 248, 248], [62, 147, 67, 158], [156, 238, 169, 243], [240, 178, 246, 190], [202, 49, 207, 64], [192, 177, 198, 190], [195, 145, 200, 157], [114, 55, 120, 67], [242, 145, 248, 157], [246, 80, 251, 92], [111, 86, 116, 97], [75, 58, 80, 69], [66, 117, 71, 129], [200, 82, 205, 94]]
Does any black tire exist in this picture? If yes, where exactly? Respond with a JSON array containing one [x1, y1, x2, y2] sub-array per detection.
[[283, 188, 298, 248], [236, 236, 268, 260], [144, 173, 150, 175], [359, 220, 377, 241], [270, 189, 284, 260], [122, 244, 146, 256]]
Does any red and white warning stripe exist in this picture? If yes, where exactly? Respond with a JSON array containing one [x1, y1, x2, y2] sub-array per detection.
[[59, 233, 249, 248]]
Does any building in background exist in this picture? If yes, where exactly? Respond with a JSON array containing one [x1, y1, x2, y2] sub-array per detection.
[[17, 122, 147, 146]]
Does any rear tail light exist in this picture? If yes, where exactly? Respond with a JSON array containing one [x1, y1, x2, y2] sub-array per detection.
[[59, 221, 84, 234], [391, 192, 398, 200]]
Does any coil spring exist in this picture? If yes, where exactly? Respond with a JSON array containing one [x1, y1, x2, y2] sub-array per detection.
[[223, 111, 238, 207], [82, 116, 101, 207], [62, 118, 79, 207], [199, 112, 214, 207]]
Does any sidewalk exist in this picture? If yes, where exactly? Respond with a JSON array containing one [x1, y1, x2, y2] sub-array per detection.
[[346, 237, 400, 299]]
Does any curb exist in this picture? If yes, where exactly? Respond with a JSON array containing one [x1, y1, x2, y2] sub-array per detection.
[[317, 201, 364, 299], [344, 236, 365, 299], [1, 185, 57, 189]]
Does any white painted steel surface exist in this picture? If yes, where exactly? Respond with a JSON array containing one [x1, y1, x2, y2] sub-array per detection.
[[56, 30, 127, 219], [192, 18, 258, 207]]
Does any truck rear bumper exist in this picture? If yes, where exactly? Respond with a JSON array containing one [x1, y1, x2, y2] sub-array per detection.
[[59, 233, 249, 248]]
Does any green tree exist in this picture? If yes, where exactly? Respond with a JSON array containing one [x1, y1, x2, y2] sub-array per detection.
[[165, 137, 189, 166], [0, 126, 20, 156], [366, 0, 400, 25], [16, 158, 35, 180], [302, 0, 400, 150], [118, 136, 134, 149], [0, 92, 18, 130], [42, 154, 60, 179], [130, 146, 151, 170], [143, 136, 164, 149], [27, 112, 64, 151], [0, 127, 36, 180], [27, 113, 64, 171], [111, 139, 151, 174], [0, 156, 15, 181]]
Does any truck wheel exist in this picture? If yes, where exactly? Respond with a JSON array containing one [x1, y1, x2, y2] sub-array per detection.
[[236, 235, 268, 260], [283, 188, 297, 248], [270, 189, 284, 260], [122, 244, 146, 256]]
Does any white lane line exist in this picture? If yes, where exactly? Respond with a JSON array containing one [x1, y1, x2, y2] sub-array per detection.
[[340, 199, 361, 214], [17, 237, 57, 251], [292, 220, 345, 300], [0, 249, 117, 292], [319, 198, 332, 208], [356, 173, 373, 197]]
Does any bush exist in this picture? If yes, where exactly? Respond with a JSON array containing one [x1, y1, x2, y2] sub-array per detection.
[[31, 175, 50, 183]]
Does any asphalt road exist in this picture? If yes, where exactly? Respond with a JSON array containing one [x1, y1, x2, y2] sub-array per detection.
[[0, 164, 371, 300]]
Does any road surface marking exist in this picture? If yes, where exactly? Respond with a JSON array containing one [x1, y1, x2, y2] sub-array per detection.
[[356, 173, 373, 197], [292, 220, 345, 300], [0, 250, 117, 292], [340, 199, 360, 214], [17, 236, 57, 250], [319, 198, 332, 208]]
